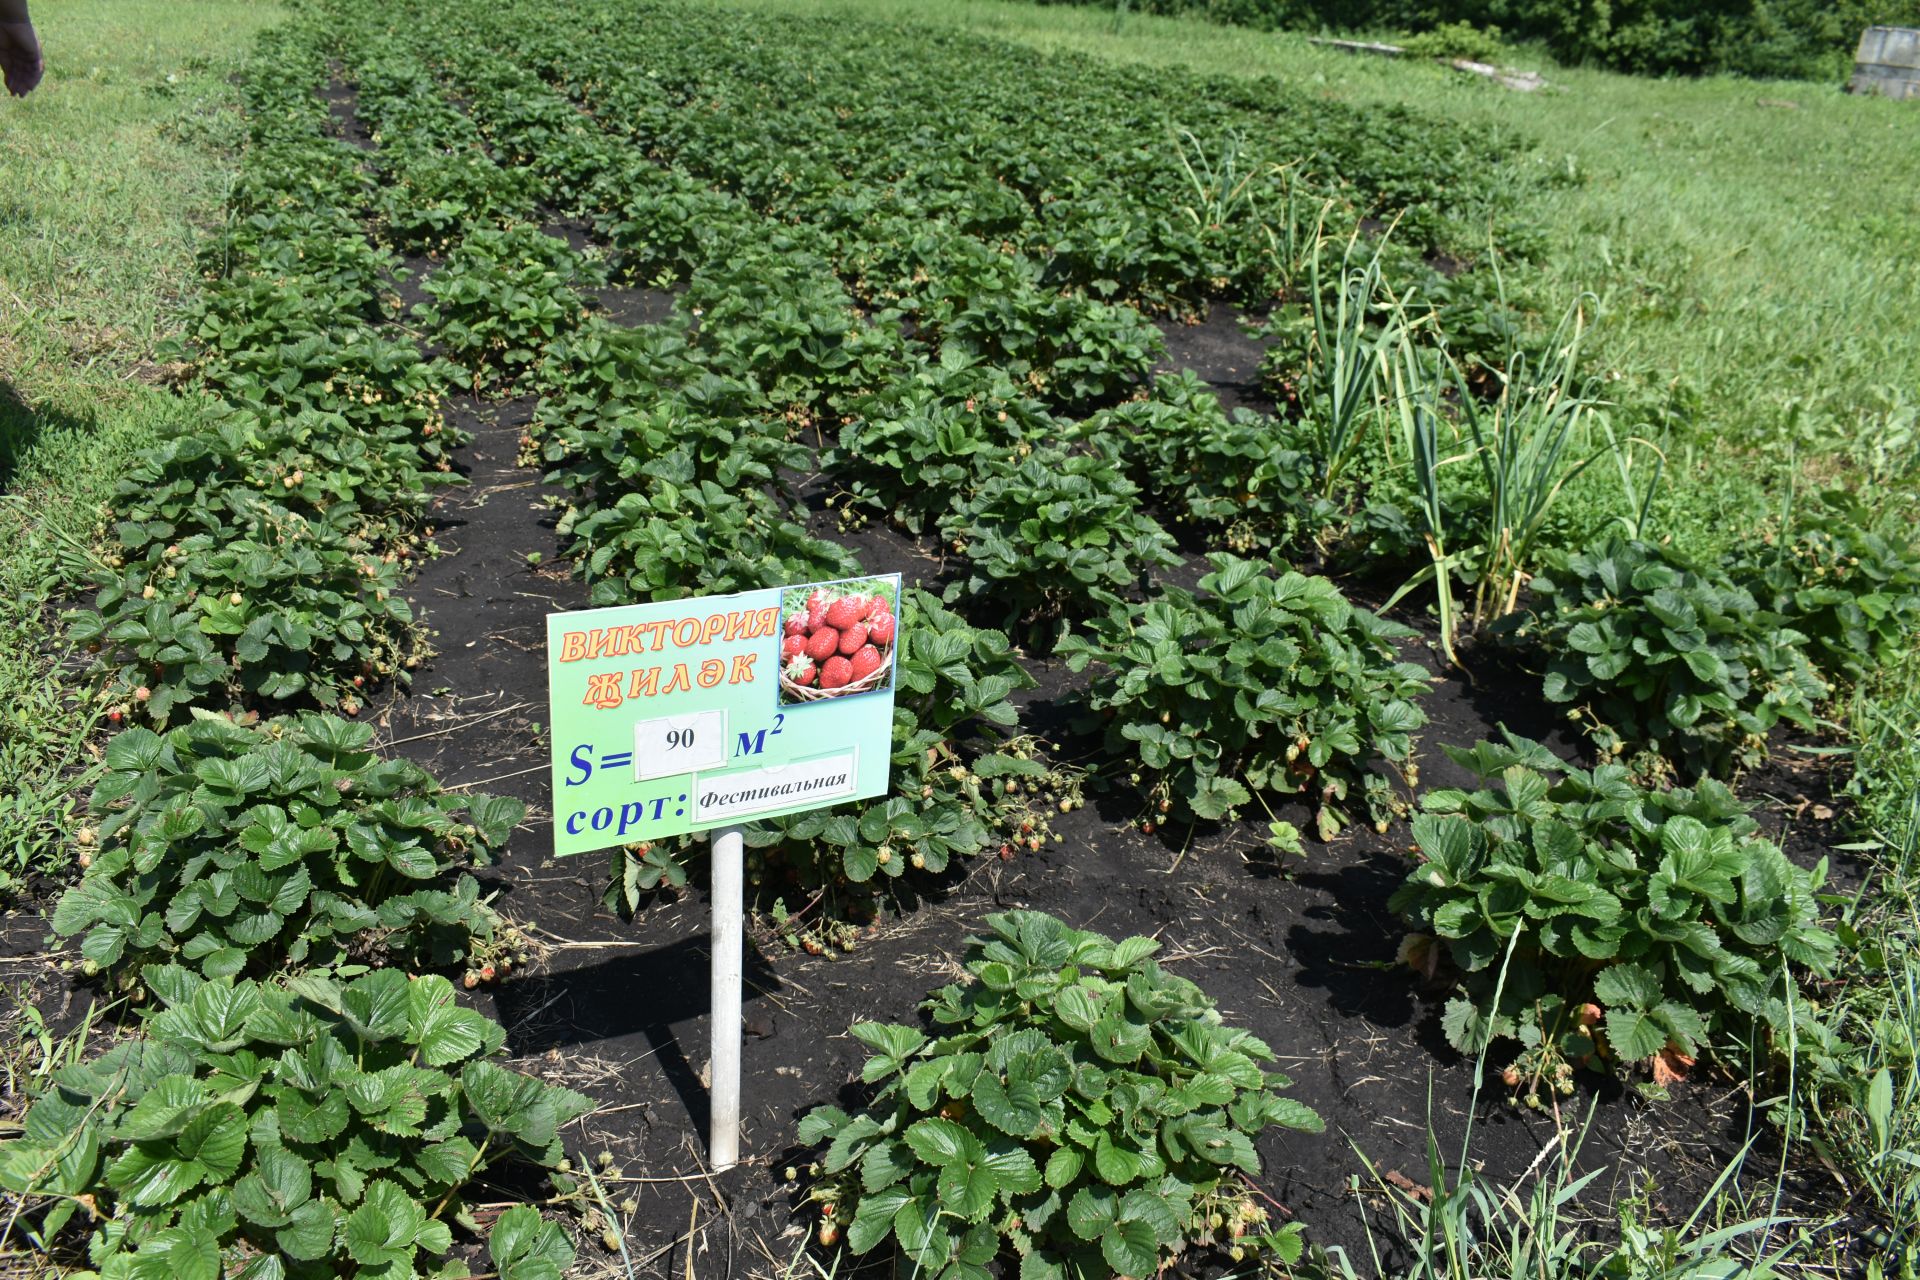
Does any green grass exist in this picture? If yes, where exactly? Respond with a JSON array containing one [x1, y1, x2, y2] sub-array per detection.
[[1805, 664, 1920, 1265], [722, 0, 1920, 538], [0, 0, 282, 892]]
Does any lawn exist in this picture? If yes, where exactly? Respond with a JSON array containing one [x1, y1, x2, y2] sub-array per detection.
[[0, 0, 1915, 1276]]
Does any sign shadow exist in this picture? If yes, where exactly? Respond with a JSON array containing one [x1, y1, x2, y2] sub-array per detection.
[[489, 931, 784, 1138]]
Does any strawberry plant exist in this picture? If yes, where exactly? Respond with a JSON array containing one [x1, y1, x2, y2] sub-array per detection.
[[1075, 370, 1315, 554], [1729, 491, 1920, 687], [905, 238, 1163, 406], [101, 402, 459, 550], [825, 397, 1020, 536], [194, 327, 462, 466], [1521, 538, 1830, 771], [1389, 732, 1838, 1100], [544, 402, 806, 509], [798, 911, 1321, 1278], [51, 714, 522, 980], [0, 966, 590, 1278], [567, 480, 862, 606], [534, 321, 760, 438], [198, 211, 393, 302], [69, 508, 419, 723], [942, 447, 1178, 631], [417, 224, 595, 388], [823, 349, 1057, 533], [185, 255, 391, 352], [679, 238, 911, 422], [367, 119, 537, 253], [600, 175, 754, 283], [1061, 556, 1428, 836]]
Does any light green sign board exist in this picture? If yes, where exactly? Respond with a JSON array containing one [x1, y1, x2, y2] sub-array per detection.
[[545, 574, 901, 856]]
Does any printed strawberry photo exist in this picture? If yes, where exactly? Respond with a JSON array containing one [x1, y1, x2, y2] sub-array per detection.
[[777, 575, 899, 704]]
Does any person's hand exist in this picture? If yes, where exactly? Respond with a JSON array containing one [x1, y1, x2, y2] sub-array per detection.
[[0, 19, 42, 96]]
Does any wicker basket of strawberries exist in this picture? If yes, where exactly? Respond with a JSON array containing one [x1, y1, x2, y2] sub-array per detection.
[[779, 583, 897, 702]]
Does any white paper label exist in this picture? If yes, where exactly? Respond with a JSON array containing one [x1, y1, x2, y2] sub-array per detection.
[[633, 710, 729, 781], [693, 749, 859, 823]]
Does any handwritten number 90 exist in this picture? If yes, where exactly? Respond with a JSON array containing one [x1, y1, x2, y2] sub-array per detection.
[[666, 728, 695, 750]]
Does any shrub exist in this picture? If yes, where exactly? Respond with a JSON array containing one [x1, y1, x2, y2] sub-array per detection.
[[942, 446, 1178, 631], [1023, 0, 1917, 80], [1730, 492, 1920, 687], [0, 967, 589, 1277], [1061, 555, 1428, 836], [1389, 732, 1838, 1100], [1521, 537, 1829, 772], [1401, 20, 1508, 62], [798, 911, 1321, 1278], [52, 715, 522, 981]]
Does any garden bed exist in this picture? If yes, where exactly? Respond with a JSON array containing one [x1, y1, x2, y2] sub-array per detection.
[[3, 1, 1900, 1276]]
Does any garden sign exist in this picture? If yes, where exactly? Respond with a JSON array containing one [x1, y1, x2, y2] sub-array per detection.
[[544, 572, 902, 1168]]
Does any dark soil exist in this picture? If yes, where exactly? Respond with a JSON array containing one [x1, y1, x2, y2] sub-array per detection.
[[1155, 307, 1272, 416]]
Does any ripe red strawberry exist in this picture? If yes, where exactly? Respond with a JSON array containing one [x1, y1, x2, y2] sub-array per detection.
[[849, 644, 884, 681], [785, 613, 808, 636], [807, 602, 828, 631], [807, 589, 828, 613], [820, 655, 853, 689], [867, 612, 895, 645], [824, 597, 863, 631], [866, 596, 890, 620], [786, 654, 816, 686], [805, 627, 839, 662], [782, 634, 808, 660], [838, 622, 869, 655]]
